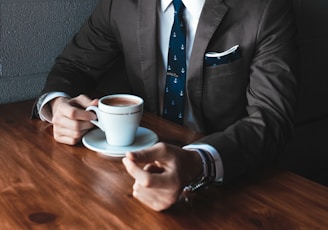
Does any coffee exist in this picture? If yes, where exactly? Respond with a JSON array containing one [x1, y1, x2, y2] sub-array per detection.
[[103, 98, 139, 107]]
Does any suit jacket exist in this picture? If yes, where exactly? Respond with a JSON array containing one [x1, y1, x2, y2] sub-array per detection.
[[38, 0, 299, 182]]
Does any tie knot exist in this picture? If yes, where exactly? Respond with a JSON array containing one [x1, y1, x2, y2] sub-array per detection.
[[173, 0, 184, 15]]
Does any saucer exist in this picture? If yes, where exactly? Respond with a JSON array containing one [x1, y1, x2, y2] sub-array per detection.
[[82, 127, 158, 157]]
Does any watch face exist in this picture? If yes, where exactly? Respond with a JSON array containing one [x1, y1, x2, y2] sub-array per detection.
[[183, 177, 210, 193]]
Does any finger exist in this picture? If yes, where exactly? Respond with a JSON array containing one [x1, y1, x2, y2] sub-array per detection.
[[126, 142, 170, 163], [53, 133, 84, 145], [122, 157, 149, 182], [132, 183, 177, 211], [69, 94, 95, 108], [52, 113, 93, 144], [123, 157, 169, 188], [53, 122, 90, 139], [143, 163, 164, 174], [66, 95, 97, 120], [53, 123, 90, 144], [56, 115, 94, 131], [58, 103, 96, 121], [52, 110, 94, 131]]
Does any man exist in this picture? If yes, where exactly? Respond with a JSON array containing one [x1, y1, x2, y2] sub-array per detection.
[[35, 0, 298, 211]]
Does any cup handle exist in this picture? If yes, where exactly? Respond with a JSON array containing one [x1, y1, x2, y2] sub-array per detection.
[[86, 106, 104, 131]]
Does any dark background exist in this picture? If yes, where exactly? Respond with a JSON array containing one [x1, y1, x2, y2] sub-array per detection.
[[278, 0, 328, 186]]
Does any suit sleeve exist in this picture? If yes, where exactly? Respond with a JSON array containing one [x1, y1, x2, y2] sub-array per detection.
[[198, 0, 299, 182]]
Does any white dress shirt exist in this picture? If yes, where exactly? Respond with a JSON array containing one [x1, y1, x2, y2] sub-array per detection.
[[158, 0, 203, 131], [38, 0, 223, 183]]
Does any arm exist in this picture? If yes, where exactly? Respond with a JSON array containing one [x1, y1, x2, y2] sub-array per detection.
[[123, 0, 299, 211], [34, 0, 124, 144], [200, 0, 299, 182]]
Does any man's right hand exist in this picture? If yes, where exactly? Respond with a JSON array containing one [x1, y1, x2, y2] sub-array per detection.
[[51, 94, 98, 145]]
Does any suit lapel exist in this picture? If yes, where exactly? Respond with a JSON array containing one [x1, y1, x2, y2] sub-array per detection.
[[137, 0, 159, 113], [187, 0, 229, 124]]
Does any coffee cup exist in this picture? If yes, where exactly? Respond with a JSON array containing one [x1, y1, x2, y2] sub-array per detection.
[[86, 94, 143, 146]]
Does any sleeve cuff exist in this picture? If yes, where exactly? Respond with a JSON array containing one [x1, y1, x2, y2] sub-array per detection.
[[183, 143, 224, 183], [37, 92, 71, 123]]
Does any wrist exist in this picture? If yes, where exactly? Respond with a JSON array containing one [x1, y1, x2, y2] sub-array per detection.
[[50, 97, 67, 115], [185, 149, 214, 192], [184, 149, 203, 185], [184, 144, 224, 183]]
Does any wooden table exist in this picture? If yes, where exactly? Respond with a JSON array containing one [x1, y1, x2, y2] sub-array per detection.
[[1, 100, 328, 229]]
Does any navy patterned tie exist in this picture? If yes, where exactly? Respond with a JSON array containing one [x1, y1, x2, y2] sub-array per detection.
[[163, 0, 186, 125]]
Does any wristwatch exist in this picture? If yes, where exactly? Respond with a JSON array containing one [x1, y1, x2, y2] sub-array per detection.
[[183, 149, 215, 193], [183, 175, 212, 193]]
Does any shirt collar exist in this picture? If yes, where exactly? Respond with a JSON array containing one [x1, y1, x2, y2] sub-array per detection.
[[161, 0, 172, 12], [161, 0, 205, 17]]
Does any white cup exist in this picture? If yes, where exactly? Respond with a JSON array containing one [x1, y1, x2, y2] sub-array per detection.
[[86, 94, 143, 146]]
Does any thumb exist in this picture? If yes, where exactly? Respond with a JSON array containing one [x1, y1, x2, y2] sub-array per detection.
[[69, 94, 97, 109], [88, 98, 99, 107]]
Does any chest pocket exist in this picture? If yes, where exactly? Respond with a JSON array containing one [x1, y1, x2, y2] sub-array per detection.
[[202, 59, 249, 131]]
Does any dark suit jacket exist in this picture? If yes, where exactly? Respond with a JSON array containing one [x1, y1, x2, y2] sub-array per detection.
[[38, 0, 299, 182]]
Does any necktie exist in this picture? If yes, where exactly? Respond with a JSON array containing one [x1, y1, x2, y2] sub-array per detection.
[[162, 0, 186, 125]]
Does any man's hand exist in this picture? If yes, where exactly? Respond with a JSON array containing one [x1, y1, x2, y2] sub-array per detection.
[[122, 142, 202, 211], [51, 94, 98, 145]]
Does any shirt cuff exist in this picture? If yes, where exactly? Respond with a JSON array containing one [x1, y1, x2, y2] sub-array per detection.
[[183, 143, 224, 183], [37, 92, 71, 123]]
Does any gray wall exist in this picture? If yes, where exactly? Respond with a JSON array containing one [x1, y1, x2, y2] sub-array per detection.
[[0, 0, 98, 104]]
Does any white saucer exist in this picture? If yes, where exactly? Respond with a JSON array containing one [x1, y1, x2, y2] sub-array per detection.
[[82, 127, 158, 157]]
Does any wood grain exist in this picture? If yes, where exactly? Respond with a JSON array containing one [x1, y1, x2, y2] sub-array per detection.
[[0, 100, 328, 229]]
